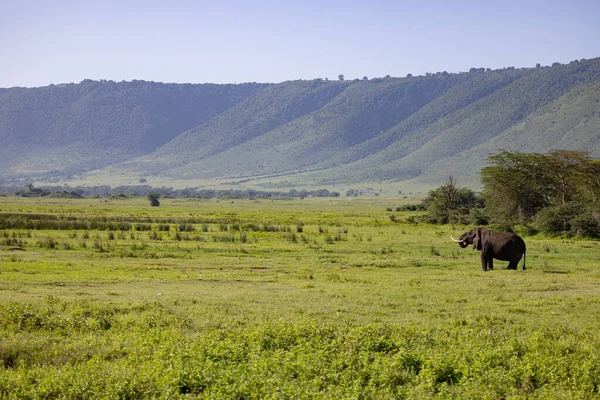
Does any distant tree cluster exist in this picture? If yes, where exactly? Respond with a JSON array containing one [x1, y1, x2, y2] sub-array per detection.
[[482, 150, 600, 237], [331, 61, 573, 85], [2, 184, 341, 201], [15, 184, 50, 197], [420, 176, 485, 224]]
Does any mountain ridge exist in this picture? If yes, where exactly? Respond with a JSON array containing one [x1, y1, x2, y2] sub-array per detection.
[[1, 58, 599, 190], [0, 80, 269, 180]]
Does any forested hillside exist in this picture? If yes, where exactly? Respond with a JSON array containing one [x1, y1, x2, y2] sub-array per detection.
[[0, 80, 268, 182], [1, 58, 599, 189]]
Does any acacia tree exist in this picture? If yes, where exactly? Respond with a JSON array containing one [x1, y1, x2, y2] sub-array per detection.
[[481, 151, 552, 221], [481, 150, 594, 223], [546, 150, 589, 205], [579, 160, 600, 203]]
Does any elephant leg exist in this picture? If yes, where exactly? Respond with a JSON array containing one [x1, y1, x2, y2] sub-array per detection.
[[507, 259, 519, 270], [480, 253, 487, 271], [488, 258, 494, 270]]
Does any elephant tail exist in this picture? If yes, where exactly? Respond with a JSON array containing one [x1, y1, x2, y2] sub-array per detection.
[[522, 249, 526, 270]]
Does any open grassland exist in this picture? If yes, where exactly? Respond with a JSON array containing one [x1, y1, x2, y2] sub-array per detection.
[[1, 196, 600, 399]]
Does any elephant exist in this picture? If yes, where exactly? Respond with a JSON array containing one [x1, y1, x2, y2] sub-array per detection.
[[451, 228, 526, 271]]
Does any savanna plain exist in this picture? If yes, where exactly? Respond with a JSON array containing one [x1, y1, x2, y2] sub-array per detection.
[[1, 196, 600, 399]]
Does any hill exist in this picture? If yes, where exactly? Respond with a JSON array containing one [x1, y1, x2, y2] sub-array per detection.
[[306, 58, 600, 188], [1, 58, 599, 191], [0, 80, 268, 182]]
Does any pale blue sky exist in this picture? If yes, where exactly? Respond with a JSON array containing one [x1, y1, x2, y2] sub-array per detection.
[[1, 0, 599, 88]]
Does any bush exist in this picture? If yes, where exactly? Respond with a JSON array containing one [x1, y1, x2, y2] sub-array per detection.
[[535, 205, 573, 235], [468, 208, 489, 226], [534, 202, 600, 238], [395, 204, 425, 212], [571, 214, 600, 238], [421, 185, 485, 224], [146, 193, 161, 207]]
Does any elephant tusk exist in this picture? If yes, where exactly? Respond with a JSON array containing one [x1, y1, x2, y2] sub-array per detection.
[[450, 235, 463, 242]]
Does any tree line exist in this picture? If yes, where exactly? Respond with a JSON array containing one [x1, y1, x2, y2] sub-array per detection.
[[421, 150, 600, 238], [2, 185, 342, 200]]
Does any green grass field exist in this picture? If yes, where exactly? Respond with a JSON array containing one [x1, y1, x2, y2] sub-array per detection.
[[1, 196, 600, 399]]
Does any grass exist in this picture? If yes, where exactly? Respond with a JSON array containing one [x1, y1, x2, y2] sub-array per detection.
[[1, 196, 600, 398]]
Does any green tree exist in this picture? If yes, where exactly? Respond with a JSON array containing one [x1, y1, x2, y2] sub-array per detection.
[[482, 150, 596, 228], [481, 150, 600, 233], [481, 151, 553, 222], [146, 193, 161, 207], [422, 176, 483, 224], [440, 175, 458, 219], [546, 150, 589, 205], [579, 160, 600, 204]]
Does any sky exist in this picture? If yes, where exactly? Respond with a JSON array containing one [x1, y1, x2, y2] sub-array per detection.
[[1, 0, 600, 88]]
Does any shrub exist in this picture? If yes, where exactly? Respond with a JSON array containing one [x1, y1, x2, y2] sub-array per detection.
[[146, 193, 161, 207], [534, 202, 600, 238], [571, 214, 600, 238], [395, 204, 425, 212], [136, 223, 152, 231], [421, 181, 485, 224], [469, 208, 489, 226], [535, 205, 573, 235]]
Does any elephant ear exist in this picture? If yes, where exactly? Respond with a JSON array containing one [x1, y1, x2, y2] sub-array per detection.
[[473, 228, 482, 250]]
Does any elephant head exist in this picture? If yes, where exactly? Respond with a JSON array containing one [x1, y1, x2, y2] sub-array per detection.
[[451, 228, 482, 250]]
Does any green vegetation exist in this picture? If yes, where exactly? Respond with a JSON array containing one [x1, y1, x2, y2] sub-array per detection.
[[0, 80, 268, 183], [411, 150, 600, 238], [420, 176, 485, 225], [131, 57, 600, 188], [2, 58, 600, 190], [1, 196, 600, 398], [146, 192, 161, 207], [1, 184, 343, 201], [482, 150, 600, 237]]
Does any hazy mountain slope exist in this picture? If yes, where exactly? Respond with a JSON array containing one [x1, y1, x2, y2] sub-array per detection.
[[370, 59, 600, 183], [122, 80, 352, 174], [149, 75, 467, 179], [0, 80, 268, 179], [417, 81, 600, 187], [2, 58, 599, 189], [312, 68, 526, 170], [295, 58, 600, 186]]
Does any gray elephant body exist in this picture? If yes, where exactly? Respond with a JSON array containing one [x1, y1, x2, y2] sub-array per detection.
[[455, 228, 526, 271]]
